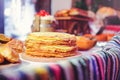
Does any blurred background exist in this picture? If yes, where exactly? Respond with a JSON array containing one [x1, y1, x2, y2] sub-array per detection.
[[0, 0, 120, 40]]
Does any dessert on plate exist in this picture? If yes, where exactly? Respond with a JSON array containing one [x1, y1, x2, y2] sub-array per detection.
[[32, 10, 55, 32], [25, 32, 77, 58]]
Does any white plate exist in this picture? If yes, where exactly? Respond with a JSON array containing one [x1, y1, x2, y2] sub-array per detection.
[[19, 52, 81, 64]]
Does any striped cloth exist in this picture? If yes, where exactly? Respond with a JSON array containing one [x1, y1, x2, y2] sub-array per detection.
[[0, 33, 120, 80]]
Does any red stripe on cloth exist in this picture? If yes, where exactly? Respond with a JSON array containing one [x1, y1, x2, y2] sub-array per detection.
[[93, 54, 104, 80], [107, 54, 111, 80], [49, 64, 61, 80], [58, 62, 74, 80], [111, 53, 119, 80], [98, 53, 106, 77]]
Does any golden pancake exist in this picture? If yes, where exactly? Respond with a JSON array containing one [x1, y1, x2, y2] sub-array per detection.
[[25, 32, 77, 58]]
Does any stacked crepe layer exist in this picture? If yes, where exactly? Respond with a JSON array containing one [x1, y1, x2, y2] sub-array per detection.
[[25, 32, 77, 58]]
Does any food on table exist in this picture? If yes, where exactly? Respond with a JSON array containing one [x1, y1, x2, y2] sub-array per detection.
[[84, 33, 108, 41], [32, 10, 55, 32], [95, 34, 107, 41], [37, 10, 54, 22], [0, 34, 11, 44], [54, 9, 69, 17], [76, 36, 97, 50], [25, 32, 77, 58], [36, 10, 50, 16], [68, 8, 80, 16], [69, 8, 88, 17], [84, 33, 115, 42], [54, 8, 88, 17], [0, 53, 4, 63], [7, 39, 24, 53], [0, 33, 24, 63], [96, 7, 117, 20], [0, 44, 20, 63], [83, 34, 95, 39]]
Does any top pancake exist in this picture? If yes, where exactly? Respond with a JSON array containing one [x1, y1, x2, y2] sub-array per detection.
[[26, 32, 76, 46]]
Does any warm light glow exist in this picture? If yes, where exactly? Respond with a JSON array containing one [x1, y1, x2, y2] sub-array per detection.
[[4, 0, 35, 40], [4, 8, 11, 16]]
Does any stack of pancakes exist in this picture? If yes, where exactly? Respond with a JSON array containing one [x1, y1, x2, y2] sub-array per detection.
[[25, 32, 77, 58]]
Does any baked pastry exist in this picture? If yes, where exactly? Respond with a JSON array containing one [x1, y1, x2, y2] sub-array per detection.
[[76, 36, 96, 50], [54, 8, 88, 17], [96, 7, 117, 20], [26, 32, 76, 45], [68, 8, 88, 17], [0, 39, 24, 63], [0, 34, 11, 44], [25, 32, 77, 58], [0, 44, 19, 63], [0, 33, 24, 63], [54, 9, 69, 17], [7, 39, 24, 53]]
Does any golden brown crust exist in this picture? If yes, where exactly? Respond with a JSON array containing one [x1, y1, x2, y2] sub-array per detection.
[[69, 8, 80, 16], [25, 32, 77, 58], [54, 8, 88, 17], [26, 50, 77, 58], [0, 34, 23, 63], [7, 39, 24, 53], [69, 8, 88, 17], [0, 34, 12, 43], [26, 39, 76, 46], [54, 9, 69, 17], [26, 45, 77, 52], [26, 32, 76, 46], [0, 44, 19, 63], [26, 32, 76, 41], [26, 45, 77, 57]]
